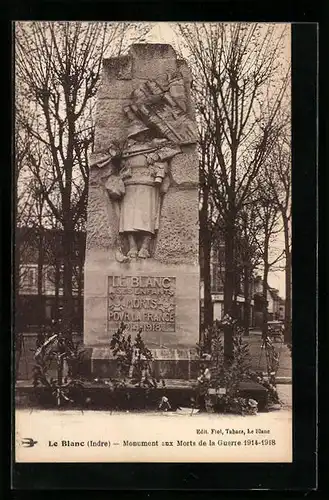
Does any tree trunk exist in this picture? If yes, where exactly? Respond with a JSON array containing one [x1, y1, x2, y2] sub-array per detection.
[[243, 264, 251, 337], [62, 223, 74, 340], [37, 228, 44, 330], [37, 229, 44, 295], [77, 263, 83, 335], [200, 180, 213, 337], [283, 216, 291, 343], [15, 230, 21, 331], [54, 262, 60, 323], [15, 230, 22, 378], [262, 263, 269, 339], [202, 231, 213, 331], [61, 112, 74, 340], [223, 217, 235, 363], [284, 252, 292, 343]]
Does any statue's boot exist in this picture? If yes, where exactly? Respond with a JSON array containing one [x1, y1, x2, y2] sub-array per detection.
[[138, 248, 150, 259], [115, 249, 129, 263], [127, 249, 138, 258]]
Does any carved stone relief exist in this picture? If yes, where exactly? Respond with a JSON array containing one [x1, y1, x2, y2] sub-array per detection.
[[89, 70, 198, 263]]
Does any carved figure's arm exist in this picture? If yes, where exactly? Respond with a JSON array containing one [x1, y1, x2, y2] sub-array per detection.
[[89, 152, 113, 170], [105, 175, 126, 201], [157, 145, 181, 162], [153, 162, 167, 184], [160, 174, 171, 194], [119, 162, 132, 181]]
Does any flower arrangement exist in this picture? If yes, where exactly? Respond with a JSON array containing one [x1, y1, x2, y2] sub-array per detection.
[[196, 316, 260, 415], [196, 315, 283, 414], [32, 331, 86, 407], [108, 322, 159, 388]]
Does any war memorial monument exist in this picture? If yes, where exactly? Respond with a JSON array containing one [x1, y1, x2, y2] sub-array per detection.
[[83, 44, 201, 380]]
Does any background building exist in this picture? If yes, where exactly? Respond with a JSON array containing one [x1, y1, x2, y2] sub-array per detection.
[[200, 249, 285, 329], [16, 227, 85, 334], [249, 276, 285, 327], [16, 227, 285, 334]]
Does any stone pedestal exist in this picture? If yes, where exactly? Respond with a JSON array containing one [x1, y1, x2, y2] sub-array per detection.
[[84, 44, 200, 379]]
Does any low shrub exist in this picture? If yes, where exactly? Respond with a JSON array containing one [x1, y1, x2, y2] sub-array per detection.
[[196, 316, 281, 414]]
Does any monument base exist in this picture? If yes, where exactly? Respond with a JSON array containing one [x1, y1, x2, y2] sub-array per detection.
[[88, 346, 203, 381], [16, 380, 269, 412], [84, 253, 200, 348]]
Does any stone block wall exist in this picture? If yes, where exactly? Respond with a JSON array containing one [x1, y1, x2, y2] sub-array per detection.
[[84, 44, 200, 372]]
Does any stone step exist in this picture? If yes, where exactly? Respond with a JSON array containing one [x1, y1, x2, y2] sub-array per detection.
[[90, 347, 202, 380]]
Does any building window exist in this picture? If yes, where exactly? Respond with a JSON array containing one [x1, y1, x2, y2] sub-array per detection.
[[20, 266, 37, 289], [46, 267, 55, 283]]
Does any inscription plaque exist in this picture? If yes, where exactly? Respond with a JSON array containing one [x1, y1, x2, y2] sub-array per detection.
[[107, 276, 176, 333]]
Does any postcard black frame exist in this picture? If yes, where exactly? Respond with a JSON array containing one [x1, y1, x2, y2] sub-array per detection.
[[5, 3, 320, 492]]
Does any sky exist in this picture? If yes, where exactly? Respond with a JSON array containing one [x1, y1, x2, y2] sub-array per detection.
[[141, 22, 291, 298]]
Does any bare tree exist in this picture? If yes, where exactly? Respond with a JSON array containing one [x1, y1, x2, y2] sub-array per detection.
[[265, 134, 291, 342], [15, 126, 34, 280], [199, 125, 216, 331], [15, 123, 36, 336], [235, 205, 262, 336], [252, 175, 285, 337], [15, 118, 60, 335], [15, 21, 150, 338], [176, 22, 290, 361]]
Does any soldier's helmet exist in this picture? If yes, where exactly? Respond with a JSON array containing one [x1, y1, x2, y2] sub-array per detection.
[[126, 119, 149, 139]]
